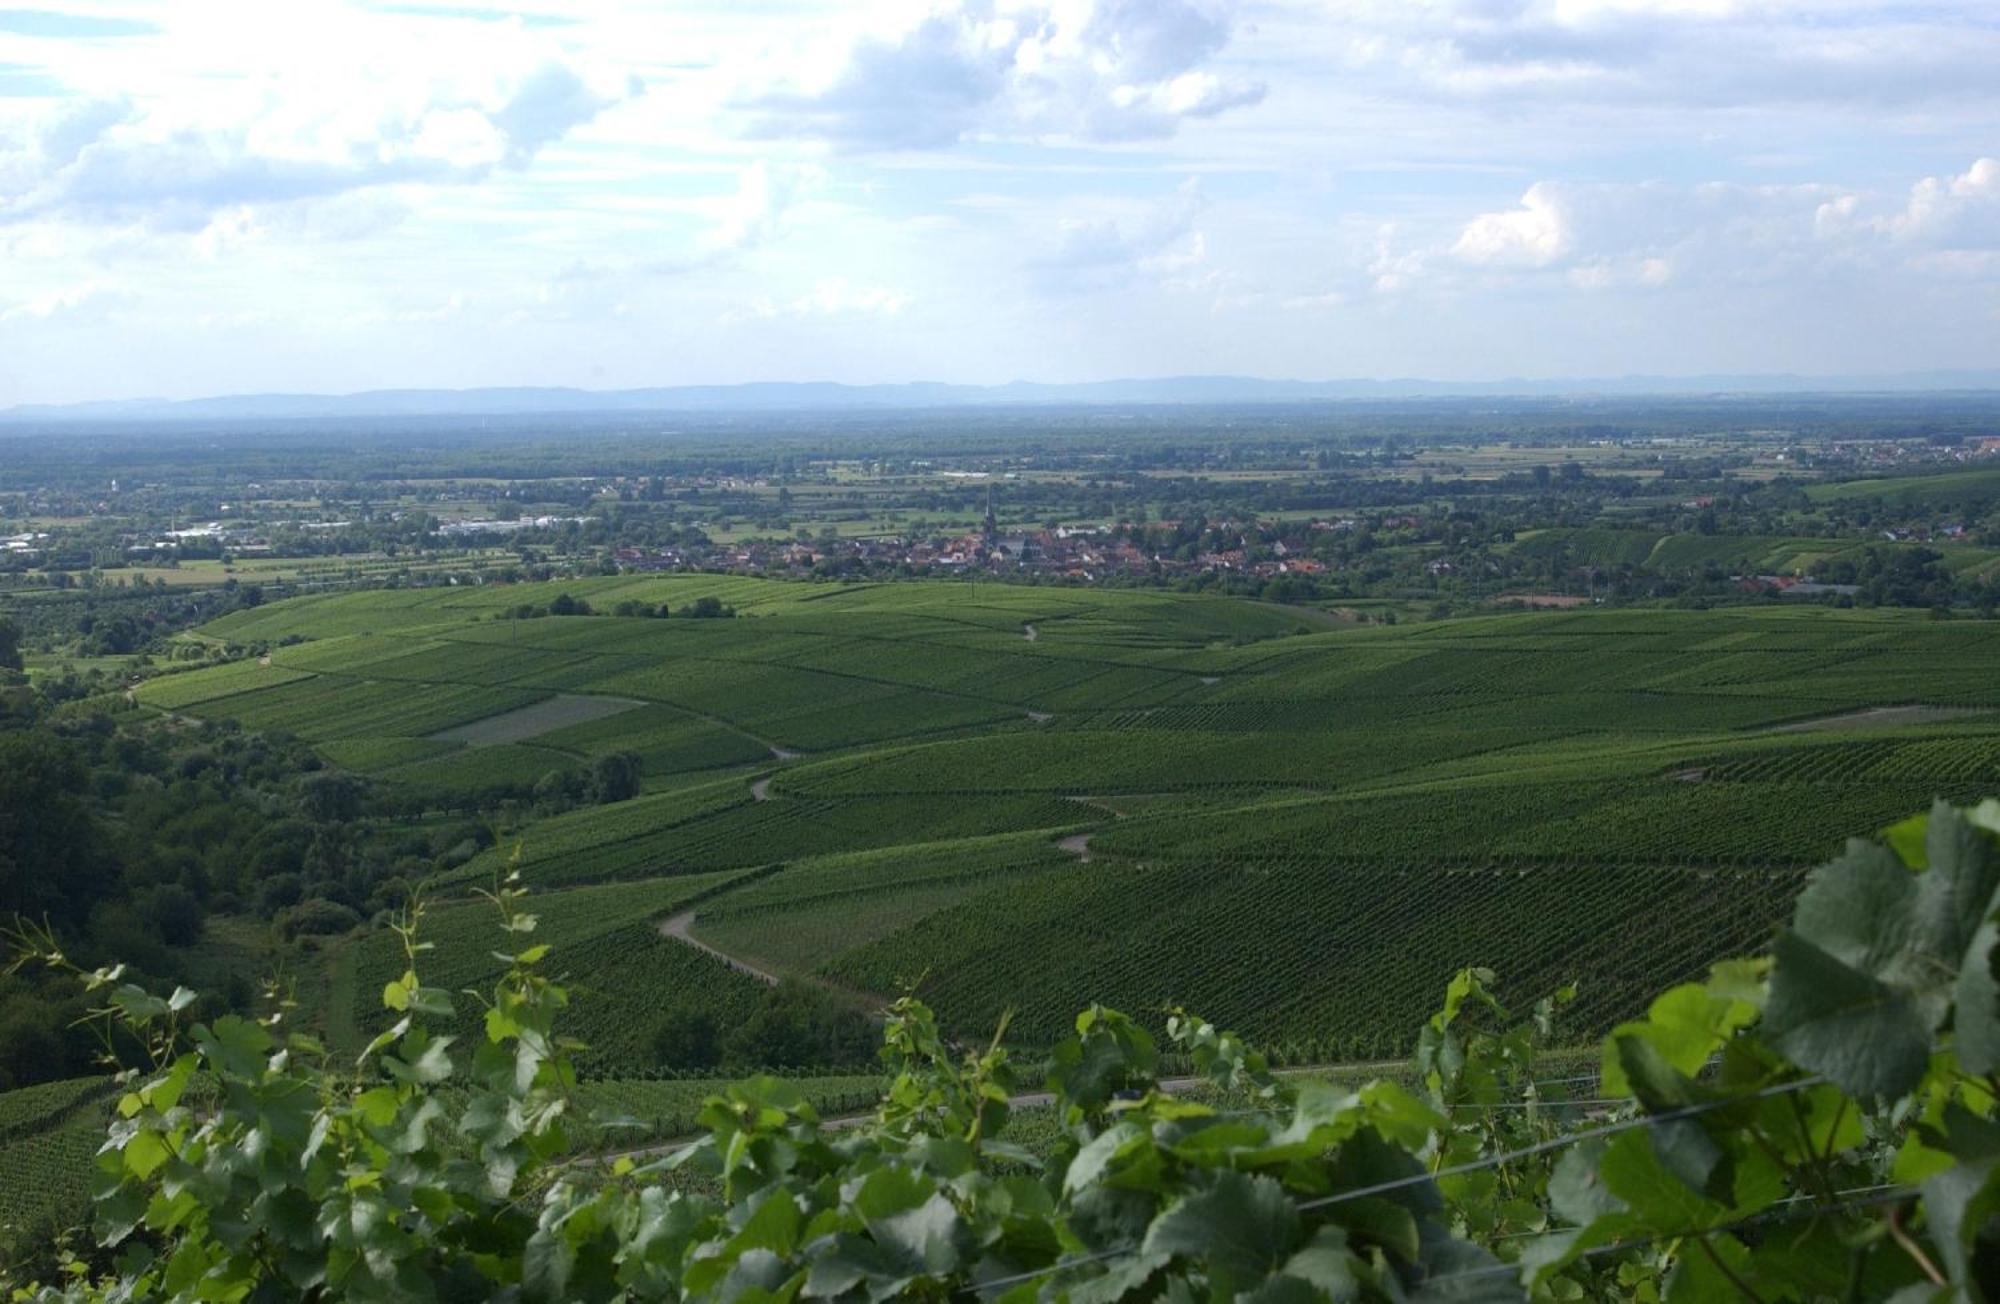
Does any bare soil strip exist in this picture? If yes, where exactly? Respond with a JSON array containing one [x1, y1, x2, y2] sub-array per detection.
[[657, 910, 780, 986], [1022, 623, 1038, 641], [1057, 833, 1092, 862], [750, 777, 773, 802], [1762, 705, 1991, 735], [430, 693, 644, 746]]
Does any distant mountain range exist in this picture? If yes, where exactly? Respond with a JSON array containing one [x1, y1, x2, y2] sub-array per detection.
[[7, 372, 2000, 422]]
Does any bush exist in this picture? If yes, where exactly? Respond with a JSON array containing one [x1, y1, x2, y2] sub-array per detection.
[[138, 884, 204, 947], [275, 897, 361, 940], [589, 751, 642, 805], [254, 871, 305, 917], [650, 1006, 723, 1071], [721, 980, 877, 1069]]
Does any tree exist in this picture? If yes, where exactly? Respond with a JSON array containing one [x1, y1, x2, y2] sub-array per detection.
[[651, 1006, 722, 1070], [590, 751, 643, 804], [298, 772, 362, 825], [0, 618, 20, 672], [0, 730, 112, 927], [140, 883, 205, 947], [722, 980, 877, 1068]]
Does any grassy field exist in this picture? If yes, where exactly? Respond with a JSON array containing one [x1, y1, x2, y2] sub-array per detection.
[[1509, 525, 2000, 578], [1806, 464, 2000, 507], [142, 576, 2000, 1067]]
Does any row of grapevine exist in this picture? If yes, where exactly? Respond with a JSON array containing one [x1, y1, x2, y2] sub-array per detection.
[[826, 858, 1808, 1052], [131, 659, 314, 710]]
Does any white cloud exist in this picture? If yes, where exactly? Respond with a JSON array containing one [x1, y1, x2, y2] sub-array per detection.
[[0, 281, 121, 322], [0, 7, 632, 230], [728, 278, 914, 322], [1435, 176, 1878, 291], [1452, 183, 1569, 267], [712, 159, 829, 250], [1026, 177, 1208, 292], [742, 0, 1264, 149], [1886, 158, 2000, 248]]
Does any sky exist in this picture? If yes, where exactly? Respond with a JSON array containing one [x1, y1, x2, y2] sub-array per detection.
[[0, 0, 1996, 404]]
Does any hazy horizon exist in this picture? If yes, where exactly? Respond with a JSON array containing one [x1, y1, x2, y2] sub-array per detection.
[[12, 368, 2000, 422], [2, 1, 1997, 406]]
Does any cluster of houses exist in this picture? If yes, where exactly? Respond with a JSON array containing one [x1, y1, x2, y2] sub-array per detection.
[[3, 531, 47, 561], [614, 514, 1373, 583], [617, 526, 1161, 580]]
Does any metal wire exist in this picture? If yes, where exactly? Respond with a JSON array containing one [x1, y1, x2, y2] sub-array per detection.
[[1295, 1076, 1824, 1213], [965, 1074, 1827, 1297], [1416, 1184, 1917, 1287]]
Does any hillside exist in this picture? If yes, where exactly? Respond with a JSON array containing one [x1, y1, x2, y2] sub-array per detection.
[[130, 577, 2000, 1066]]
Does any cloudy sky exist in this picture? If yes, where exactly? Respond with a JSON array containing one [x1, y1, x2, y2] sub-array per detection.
[[0, 0, 1996, 403]]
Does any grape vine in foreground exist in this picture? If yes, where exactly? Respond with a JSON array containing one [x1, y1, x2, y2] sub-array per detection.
[[6, 796, 2000, 1300]]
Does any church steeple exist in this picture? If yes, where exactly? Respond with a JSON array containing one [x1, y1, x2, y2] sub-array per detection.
[[983, 482, 997, 540]]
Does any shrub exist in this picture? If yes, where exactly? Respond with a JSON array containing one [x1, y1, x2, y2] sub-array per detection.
[[275, 897, 361, 940]]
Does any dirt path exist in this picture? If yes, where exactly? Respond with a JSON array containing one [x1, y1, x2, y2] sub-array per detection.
[[770, 745, 800, 760], [657, 911, 780, 986], [1057, 833, 1092, 862], [1022, 623, 1038, 641], [1026, 710, 1052, 724], [750, 777, 773, 802], [1762, 704, 1990, 734]]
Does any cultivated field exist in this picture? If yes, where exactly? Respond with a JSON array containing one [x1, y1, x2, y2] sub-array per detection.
[[138, 577, 2000, 1067]]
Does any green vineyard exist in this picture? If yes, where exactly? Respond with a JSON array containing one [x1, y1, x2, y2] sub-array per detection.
[[125, 578, 1999, 1071]]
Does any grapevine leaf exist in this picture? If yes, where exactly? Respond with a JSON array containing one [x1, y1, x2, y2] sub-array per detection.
[[1911, 801, 2000, 966], [1276, 1225, 1362, 1297], [121, 1128, 171, 1180], [1548, 1140, 1626, 1226], [1063, 1121, 1149, 1194], [1603, 982, 1757, 1099], [1885, 811, 1930, 869], [1142, 1170, 1300, 1295], [1237, 1275, 1323, 1304], [854, 1167, 963, 1275], [698, 1246, 800, 1301], [1594, 1128, 1728, 1230], [1787, 840, 1919, 978], [730, 1189, 802, 1260], [1763, 831, 1972, 1099], [1408, 1223, 1523, 1302], [1764, 930, 1934, 1099], [1663, 1233, 1755, 1304], [1917, 1105, 2000, 1288], [1956, 913, 2000, 1075]]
